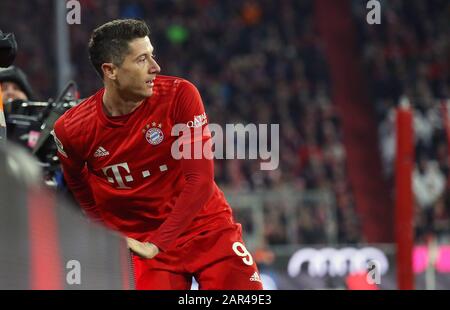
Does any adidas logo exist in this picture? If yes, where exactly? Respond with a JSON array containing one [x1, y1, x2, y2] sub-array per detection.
[[249, 272, 262, 283], [94, 146, 110, 157]]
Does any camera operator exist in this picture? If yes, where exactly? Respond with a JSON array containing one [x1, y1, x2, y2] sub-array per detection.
[[0, 66, 39, 149], [0, 30, 66, 189], [0, 66, 35, 109], [0, 29, 17, 144]]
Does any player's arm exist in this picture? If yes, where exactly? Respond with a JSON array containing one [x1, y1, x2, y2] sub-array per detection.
[[127, 155, 213, 258], [53, 117, 103, 223], [149, 80, 215, 253], [152, 153, 214, 251]]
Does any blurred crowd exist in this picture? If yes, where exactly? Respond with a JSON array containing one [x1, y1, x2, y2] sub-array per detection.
[[354, 0, 450, 242], [1, 0, 447, 246]]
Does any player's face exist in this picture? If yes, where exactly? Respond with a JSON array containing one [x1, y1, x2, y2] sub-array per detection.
[[115, 36, 161, 100]]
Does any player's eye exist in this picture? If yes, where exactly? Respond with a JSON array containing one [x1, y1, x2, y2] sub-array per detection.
[[137, 56, 147, 64]]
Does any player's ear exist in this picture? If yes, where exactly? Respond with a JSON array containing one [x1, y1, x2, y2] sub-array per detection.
[[101, 63, 117, 80]]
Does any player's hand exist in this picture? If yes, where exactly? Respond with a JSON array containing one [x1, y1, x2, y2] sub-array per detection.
[[126, 237, 159, 259]]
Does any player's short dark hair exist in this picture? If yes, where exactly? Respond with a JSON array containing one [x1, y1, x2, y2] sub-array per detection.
[[88, 19, 150, 78]]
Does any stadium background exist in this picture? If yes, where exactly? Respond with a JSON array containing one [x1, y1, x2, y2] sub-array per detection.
[[0, 0, 449, 289]]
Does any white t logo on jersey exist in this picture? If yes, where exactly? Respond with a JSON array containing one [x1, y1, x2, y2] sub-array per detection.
[[102, 162, 133, 189]]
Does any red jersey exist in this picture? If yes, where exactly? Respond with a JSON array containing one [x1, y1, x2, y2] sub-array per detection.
[[53, 75, 234, 251]]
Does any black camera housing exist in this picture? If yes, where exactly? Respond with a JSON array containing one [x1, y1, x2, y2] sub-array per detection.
[[0, 30, 17, 68]]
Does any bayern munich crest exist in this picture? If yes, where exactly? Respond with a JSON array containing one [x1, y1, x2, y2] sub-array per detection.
[[143, 122, 164, 145]]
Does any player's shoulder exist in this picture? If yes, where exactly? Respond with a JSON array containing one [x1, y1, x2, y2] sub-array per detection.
[[154, 75, 198, 96], [55, 88, 102, 134]]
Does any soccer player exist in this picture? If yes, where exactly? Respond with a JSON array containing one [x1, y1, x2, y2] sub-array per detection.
[[53, 19, 263, 290]]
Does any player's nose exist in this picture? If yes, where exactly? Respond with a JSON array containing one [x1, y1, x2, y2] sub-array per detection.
[[149, 58, 161, 74]]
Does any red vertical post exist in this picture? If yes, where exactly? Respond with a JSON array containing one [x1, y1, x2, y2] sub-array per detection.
[[395, 98, 415, 290], [314, 0, 394, 242]]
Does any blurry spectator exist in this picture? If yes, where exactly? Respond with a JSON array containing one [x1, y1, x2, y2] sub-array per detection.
[[413, 157, 446, 210]]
